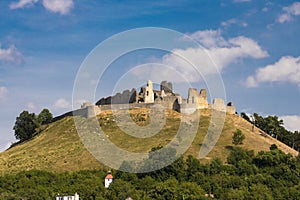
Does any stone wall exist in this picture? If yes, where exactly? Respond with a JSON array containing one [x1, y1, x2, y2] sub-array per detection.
[[179, 102, 197, 114], [71, 103, 102, 118], [74, 80, 236, 118], [180, 88, 209, 114], [96, 80, 174, 106], [96, 89, 138, 105], [226, 102, 236, 115], [155, 95, 180, 111], [212, 98, 226, 112], [211, 99, 236, 114]]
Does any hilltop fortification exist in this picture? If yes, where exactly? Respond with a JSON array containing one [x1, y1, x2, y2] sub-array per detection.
[[75, 80, 236, 118]]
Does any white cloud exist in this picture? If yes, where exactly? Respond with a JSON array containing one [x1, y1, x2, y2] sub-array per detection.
[[0, 44, 23, 64], [278, 2, 300, 23], [280, 115, 300, 132], [188, 31, 268, 60], [156, 30, 268, 82], [9, 0, 74, 15], [210, 36, 265, 65], [130, 30, 267, 83], [284, 2, 300, 15], [0, 86, 8, 100], [278, 13, 292, 23], [161, 47, 219, 82], [246, 56, 300, 88], [221, 18, 248, 28], [9, 0, 38, 9], [54, 98, 71, 108], [187, 29, 228, 48], [245, 76, 258, 87], [42, 0, 74, 15]]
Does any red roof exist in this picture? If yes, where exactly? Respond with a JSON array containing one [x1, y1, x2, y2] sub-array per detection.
[[105, 174, 113, 179]]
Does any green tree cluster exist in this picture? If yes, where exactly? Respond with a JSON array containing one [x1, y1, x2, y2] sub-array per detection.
[[241, 112, 300, 152], [13, 109, 53, 142], [0, 146, 299, 199]]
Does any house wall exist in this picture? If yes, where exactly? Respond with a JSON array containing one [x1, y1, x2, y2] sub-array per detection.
[[105, 178, 113, 188]]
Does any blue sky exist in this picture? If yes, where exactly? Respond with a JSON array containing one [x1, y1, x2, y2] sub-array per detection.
[[1, 0, 300, 151]]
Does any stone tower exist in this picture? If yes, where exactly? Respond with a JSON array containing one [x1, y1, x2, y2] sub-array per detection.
[[198, 89, 208, 109], [160, 81, 173, 93], [144, 80, 154, 103], [187, 88, 198, 104]]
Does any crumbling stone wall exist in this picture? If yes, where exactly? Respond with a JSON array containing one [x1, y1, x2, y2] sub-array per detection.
[[226, 102, 236, 114], [211, 99, 236, 114], [96, 89, 138, 105], [155, 95, 180, 111], [212, 98, 226, 112], [179, 101, 197, 114], [180, 88, 209, 114], [78, 80, 236, 118], [71, 102, 101, 118]]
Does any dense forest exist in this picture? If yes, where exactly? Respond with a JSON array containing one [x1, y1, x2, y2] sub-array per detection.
[[241, 112, 300, 152], [0, 146, 299, 199]]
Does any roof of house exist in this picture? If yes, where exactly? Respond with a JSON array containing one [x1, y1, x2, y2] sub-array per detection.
[[105, 174, 113, 179]]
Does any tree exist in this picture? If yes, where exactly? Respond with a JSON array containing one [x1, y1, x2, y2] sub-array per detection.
[[232, 129, 245, 145], [37, 109, 53, 125], [270, 144, 278, 151], [241, 112, 251, 122], [227, 147, 254, 166], [13, 111, 39, 141], [251, 113, 300, 151], [139, 146, 177, 175]]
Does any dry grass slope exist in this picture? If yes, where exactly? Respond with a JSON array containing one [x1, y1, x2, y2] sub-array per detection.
[[0, 108, 298, 174]]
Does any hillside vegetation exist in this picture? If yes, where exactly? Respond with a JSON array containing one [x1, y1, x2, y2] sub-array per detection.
[[0, 108, 298, 174]]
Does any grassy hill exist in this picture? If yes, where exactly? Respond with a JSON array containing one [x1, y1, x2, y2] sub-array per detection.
[[0, 108, 298, 174]]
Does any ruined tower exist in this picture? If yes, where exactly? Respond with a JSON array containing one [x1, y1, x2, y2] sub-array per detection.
[[160, 81, 173, 94], [187, 88, 198, 104], [198, 89, 209, 109], [144, 80, 154, 103]]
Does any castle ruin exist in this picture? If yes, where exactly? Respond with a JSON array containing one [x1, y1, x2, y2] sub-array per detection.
[[77, 80, 236, 118]]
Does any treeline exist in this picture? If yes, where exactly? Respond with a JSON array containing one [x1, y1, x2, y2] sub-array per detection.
[[0, 146, 299, 199], [241, 112, 300, 152]]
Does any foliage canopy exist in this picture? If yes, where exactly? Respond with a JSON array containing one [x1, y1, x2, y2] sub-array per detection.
[[232, 129, 245, 145]]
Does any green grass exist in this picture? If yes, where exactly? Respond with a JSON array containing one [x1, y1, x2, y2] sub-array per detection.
[[0, 108, 298, 174]]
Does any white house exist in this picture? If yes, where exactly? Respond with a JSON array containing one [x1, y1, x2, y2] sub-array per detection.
[[105, 171, 113, 188], [56, 193, 79, 200]]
